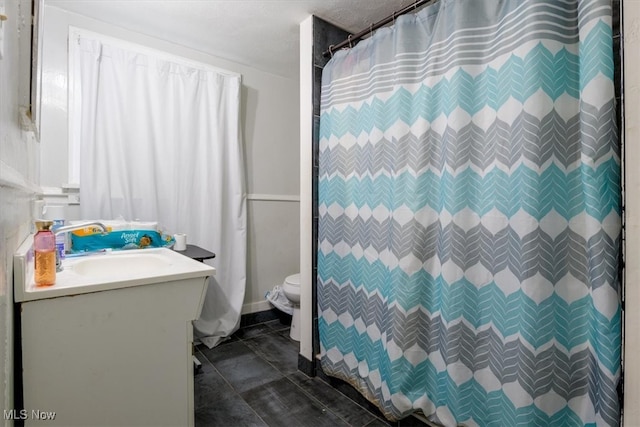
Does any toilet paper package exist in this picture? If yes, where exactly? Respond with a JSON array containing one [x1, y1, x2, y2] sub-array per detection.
[[68, 219, 174, 253]]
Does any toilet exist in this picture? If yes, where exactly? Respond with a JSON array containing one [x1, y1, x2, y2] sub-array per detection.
[[282, 273, 301, 341]]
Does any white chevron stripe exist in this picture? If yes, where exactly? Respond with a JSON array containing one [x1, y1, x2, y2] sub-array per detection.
[[465, 263, 494, 289], [583, 73, 616, 110], [524, 89, 555, 121], [411, 395, 437, 417], [472, 105, 498, 132], [521, 273, 555, 304], [480, 207, 510, 235], [555, 273, 589, 304], [554, 92, 580, 122], [343, 352, 358, 370], [539, 209, 568, 240], [319, 152, 610, 181], [503, 381, 534, 408], [569, 394, 596, 425], [592, 285, 619, 321], [325, 346, 343, 364], [602, 210, 622, 241], [509, 209, 539, 239], [497, 97, 524, 126], [474, 366, 503, 392], [569, 211, 604, 240]]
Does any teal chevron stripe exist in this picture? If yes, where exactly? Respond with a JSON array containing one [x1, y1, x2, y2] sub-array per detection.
[[319, 159, 621, 221], [322, 306, 620, 378], [320, 28, 614, 136], [319, 253, 621, 373], [320, 325, 618, 424], [319, 226, 620, 293], [321, 33, 613, 118], [322, 13, 612, 109], [320, 327, 617, 424], [580, 20, 615, 87], [322, 0, 583, 99], [319, 318, 618, 403]]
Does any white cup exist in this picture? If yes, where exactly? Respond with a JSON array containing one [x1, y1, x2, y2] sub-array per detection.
[[174, 233, 187, 251]]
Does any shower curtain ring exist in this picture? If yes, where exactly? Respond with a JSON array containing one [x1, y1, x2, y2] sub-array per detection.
[[328, 44, 334, 56], [348, 35, 353, 48], [370, 23, 373, 38], [392, 11, 396, 24]]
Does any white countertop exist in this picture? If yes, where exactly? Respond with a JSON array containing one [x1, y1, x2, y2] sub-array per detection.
[[14, 235, 215, 302]]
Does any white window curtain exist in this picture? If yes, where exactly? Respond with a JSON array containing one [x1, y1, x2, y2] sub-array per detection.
[[71, 30, 246, 348]]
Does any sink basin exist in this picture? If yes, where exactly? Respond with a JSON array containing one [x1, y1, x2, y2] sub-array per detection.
[[13, 238, 215, 302], [72, 252, 172, 278]]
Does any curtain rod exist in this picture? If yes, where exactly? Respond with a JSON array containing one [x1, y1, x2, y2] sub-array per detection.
[[322, 0, 436, 58]]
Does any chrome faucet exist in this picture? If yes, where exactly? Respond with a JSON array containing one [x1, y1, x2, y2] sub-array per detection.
[[54, 221, 109, 272]]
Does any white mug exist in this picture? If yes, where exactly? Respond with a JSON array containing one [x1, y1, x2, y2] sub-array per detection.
[[174, 233, 187, 251]]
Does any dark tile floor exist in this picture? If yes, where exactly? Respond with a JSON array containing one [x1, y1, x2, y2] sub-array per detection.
[[194, 319, 419, 427]]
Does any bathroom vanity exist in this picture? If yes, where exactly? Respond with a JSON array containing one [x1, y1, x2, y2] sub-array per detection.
[[14, 237, 215, 426]]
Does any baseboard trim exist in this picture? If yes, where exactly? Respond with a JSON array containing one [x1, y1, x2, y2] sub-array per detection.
[[298, 354, 316, 377], [239, 308, 291, 328], [246, 193, 300, 202], [242, 300, 273, 315]]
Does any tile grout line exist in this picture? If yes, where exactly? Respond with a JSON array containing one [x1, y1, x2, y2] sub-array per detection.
[[194, 347, 271, 426], [196, 322, 397, 427], [279, 373, 366, 427], [207, 330, 361, 427], [314, 374, 394, 427]]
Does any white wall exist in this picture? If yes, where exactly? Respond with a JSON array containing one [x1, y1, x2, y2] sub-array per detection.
[[298, 16, 314, 361], [624, 1, 640, 425], [0, 0, 40, 423], [38, 5, 300, 314]]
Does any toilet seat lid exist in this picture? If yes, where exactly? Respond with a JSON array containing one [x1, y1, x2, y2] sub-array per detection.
[[285, 273, 300, 286]]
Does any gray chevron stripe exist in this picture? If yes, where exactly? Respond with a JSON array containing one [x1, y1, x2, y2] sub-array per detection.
[[320, 341, 619, 425], [319, 214, 620, 290], [320, 277, 618, 362], [323, 0, 578, 87], [319, 102, 617, 178], [320, 277, 619, 373], [323, 0, 608, 90], [320, 306, 620, 424]]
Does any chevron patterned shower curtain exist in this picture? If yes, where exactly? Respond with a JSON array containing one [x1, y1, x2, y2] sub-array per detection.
[[317, 1, 621, 425]]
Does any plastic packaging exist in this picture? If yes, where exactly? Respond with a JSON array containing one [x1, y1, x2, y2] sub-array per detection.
[[43, 205, 66, 261], [70, 229, 174, 252], [34, 220, 56, 286], [265, 285, 293, 315], [67, 218, 173, 253]]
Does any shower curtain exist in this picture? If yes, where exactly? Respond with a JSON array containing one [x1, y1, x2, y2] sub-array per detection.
[[73, 33, 247, 348], [318, 0, 621, 425]]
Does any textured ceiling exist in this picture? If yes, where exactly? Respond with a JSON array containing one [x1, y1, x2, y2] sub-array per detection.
[[44, 0, 411, 79]]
